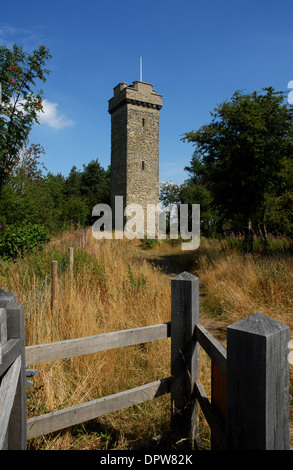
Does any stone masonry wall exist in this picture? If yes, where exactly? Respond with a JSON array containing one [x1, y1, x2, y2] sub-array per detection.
[[109, 81, 163, 234]]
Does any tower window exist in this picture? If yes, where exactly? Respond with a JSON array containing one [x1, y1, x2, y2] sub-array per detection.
[[142, 118, 145, 127], [142, 161, 145, 170]]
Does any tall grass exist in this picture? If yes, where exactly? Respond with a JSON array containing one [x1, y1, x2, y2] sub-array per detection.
[[192, 236, 293, 449], [192, 236, 293, 334], [0, 229, 175, 450], [0, 230, 292, 449]]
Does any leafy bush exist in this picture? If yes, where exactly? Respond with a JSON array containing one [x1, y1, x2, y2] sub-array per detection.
[[60, 195, 89, 228], [0, 223, 50, 258]]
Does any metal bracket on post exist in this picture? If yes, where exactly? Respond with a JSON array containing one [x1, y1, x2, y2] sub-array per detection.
[[26, 368, 38, 387]]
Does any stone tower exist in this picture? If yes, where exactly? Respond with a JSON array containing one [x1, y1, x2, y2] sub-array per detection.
[[108, 81, 163, 235]]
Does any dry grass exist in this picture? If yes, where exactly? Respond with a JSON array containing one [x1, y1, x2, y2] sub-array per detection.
[[192, 238, 293, 336], [0, 230, 292, 449], [1, 229, 175, 450], [191, 238, 293, 450]]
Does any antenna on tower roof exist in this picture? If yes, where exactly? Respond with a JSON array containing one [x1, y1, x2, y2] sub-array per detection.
[[140, 56, 142, 82]]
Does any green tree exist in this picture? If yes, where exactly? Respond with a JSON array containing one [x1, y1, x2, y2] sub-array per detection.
[[64, 160, 110, 225], [182, 87, 293, 244], [0, 44, 51, 189], [45, 172, 65, 209], [9, 138, 46, 193], [180, 183, 216, 236], [81, 159, 110, 210], [64, 165, 82, 197], [159, 181, 182, 233], [159, 181, 181, 207], [0, 172, 56, 230], [183, 152, 219, 236], [60, 195, 89, 228], [0, 143, 59, 232]]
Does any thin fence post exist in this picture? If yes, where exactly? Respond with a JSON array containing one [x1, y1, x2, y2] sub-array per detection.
[[69, 247, 74, 275], [5, 301, 27, 449], [226, 312, 290, 450], [51, 260, 58, 311], [170, 271, 199, 442], [79, 231, 86, 250]]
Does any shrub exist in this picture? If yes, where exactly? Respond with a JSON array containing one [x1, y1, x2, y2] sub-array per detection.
[[60, 195, 89, 228], [0, 223, 50, 259]]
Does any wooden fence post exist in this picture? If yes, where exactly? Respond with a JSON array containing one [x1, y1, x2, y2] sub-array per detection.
[[5, 302, 27, 449], [69, 247, 74, 275], [79, 231, 86, 249], [170, 271, 199, 442], [0, 289, 17, 308], [51, 260, 58, 311], [226, 312, 290, 450]]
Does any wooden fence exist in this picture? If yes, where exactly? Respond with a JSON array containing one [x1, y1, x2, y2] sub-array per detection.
[[0, 292, 27, 449], [0, 271, 290, 450]]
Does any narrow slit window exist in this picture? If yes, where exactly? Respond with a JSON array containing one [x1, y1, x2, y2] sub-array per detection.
[[142, 118, 145, 127], [142, 161, 145, 170]]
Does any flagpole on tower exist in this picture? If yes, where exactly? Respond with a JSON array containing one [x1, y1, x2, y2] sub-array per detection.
[[140, 56, 142, 82]]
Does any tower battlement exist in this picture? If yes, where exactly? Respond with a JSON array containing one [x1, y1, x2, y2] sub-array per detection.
[[108, 81, 162, 115]]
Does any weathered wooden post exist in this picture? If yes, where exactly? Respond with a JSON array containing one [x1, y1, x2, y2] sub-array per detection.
[[0, 289, 17, 308], [226, 312, 290, 450], [69, 247, 74, 275], [51, 260, 58, 311], [170, 271, 199, 442], [79, 231, 86, 249], [5, 302, 27, 449], [0, 289, 27, 450]]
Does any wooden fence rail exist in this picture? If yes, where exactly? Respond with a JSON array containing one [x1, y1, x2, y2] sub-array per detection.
[[0, 272, 290, 450], [25, 322, 171, 365]]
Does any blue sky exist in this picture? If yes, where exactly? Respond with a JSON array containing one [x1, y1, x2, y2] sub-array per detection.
[[1, 0, 292, 185]]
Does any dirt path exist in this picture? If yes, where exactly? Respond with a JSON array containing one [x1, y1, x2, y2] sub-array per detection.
[[132, 241, 227, 344], [133, 246, 197, 277]]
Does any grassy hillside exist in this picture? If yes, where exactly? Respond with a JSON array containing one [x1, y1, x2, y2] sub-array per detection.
[[0, 230, 292, 449]]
